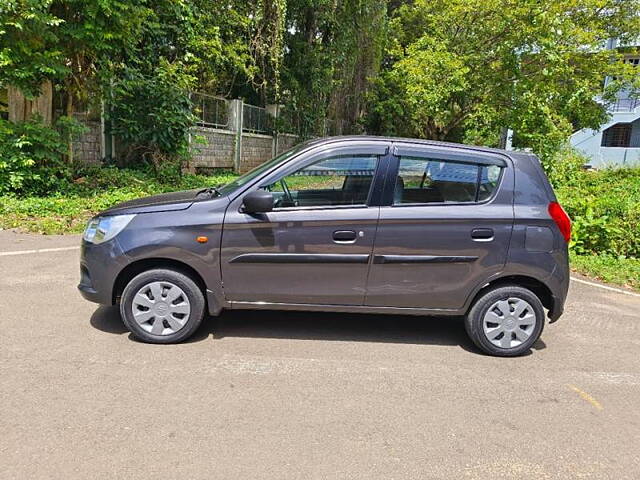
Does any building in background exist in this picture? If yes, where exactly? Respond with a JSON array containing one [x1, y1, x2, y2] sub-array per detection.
[[570, 39, 640, 168]]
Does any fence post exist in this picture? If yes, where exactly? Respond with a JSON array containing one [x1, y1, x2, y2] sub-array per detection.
[[229, 99, 243, 172], [266, 104, 279, 157]]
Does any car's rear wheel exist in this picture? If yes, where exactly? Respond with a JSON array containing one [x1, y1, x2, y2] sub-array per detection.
[[120, 268, 205, 343], [465, 285, 544, 357]]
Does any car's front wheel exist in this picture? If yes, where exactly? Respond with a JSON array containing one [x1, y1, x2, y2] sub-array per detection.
[[120, 268, 205, 343], [465, 285, 545, 357]]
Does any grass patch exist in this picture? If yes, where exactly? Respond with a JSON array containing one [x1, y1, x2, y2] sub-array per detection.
[[0, 168, 237, 235], [570, 252, 640, 292]]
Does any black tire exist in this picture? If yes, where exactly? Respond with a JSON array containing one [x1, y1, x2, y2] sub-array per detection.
[[465, 285, 545, 357], [120, 268, 205, 344]]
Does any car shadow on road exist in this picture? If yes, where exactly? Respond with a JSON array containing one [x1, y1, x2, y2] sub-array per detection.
[[90, 306, 546, 354], [207, 309, 474, 347], [90, 306, 130, 334]]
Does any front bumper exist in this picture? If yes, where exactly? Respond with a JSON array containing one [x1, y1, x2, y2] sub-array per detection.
[[78, 238, 130, 305], [78, 263, 101, 302]]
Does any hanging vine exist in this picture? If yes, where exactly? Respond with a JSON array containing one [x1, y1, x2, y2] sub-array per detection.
[[249, 0, 287, 104]]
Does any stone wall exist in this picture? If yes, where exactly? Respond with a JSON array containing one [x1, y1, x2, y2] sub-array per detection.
[[73, 121, 102, 164], [71, 119, 301, 173], [276, 133, 299, 155], [191, 127, 301, 173], [190, 127, 235, 171], [238, 133, 274, 173]]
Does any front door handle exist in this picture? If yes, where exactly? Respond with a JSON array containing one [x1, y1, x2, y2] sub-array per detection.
[[333, 230, 357, 243], [471, 228, 494, 241]]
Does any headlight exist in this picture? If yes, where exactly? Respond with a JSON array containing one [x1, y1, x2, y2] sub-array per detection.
[[83, 214, 136, 244]]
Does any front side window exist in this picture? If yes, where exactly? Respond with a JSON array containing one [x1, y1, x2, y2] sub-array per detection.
[[262, 154, 379, 208], [394, 156, 501, 204], [216, 144, 304, 196]]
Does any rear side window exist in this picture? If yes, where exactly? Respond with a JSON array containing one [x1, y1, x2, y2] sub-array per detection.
[[478, 165, 502, 201], [394, 157, 502, 204]]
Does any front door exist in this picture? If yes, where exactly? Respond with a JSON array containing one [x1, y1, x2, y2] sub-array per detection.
[[221, 143, 389, 305], [365, 143, 514, 310]]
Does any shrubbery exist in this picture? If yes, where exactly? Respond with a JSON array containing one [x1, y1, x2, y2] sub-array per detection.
[[108, 62, 197, 179], [549, 149, 640, 259], [0, 116, 87, 195], [0, 114, 208, 198], [0, 166, 236, 234]]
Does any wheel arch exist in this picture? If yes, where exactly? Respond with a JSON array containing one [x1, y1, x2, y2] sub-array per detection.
[[466, 275, 554, 316], [112, 258, 208, 306]]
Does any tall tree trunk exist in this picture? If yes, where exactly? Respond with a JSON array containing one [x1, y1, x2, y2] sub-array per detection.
[[8, 81, 53, 124], [66, 90, 75, 163], [498, 127, 509, 149]]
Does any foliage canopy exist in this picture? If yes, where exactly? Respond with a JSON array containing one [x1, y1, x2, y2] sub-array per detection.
[[366, 0, 640, 158], [1, 0, 639, 163]]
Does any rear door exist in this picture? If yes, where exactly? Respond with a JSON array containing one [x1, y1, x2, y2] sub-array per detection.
[[365, 143, 514, 310], [220, 142, 390, 306]]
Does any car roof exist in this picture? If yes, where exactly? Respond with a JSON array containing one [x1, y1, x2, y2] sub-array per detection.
[[296, 135, 535, 162]]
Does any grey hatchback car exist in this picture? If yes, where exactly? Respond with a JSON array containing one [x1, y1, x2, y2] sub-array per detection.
[[79, 136, 570, 356]]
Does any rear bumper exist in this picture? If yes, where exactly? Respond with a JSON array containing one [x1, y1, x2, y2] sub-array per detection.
[[547, 255, 570, 323], [548, 296, 564, 322]]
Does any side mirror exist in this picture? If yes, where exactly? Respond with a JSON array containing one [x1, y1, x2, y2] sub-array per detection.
[[242, 190, 274, 213]]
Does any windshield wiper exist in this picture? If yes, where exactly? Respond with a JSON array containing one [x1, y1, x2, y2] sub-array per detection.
[[196, 186, 221, 198]]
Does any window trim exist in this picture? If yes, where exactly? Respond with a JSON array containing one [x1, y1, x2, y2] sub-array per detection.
[[267, 203, 372, 213], [393, 145, 506, 166], [227, 141, 391, 206]]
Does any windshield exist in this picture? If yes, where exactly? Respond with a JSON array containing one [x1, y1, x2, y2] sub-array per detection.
[[216, 144, 305, 196]]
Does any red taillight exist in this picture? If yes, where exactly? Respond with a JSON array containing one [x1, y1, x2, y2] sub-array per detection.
[[548, 201, 571, 242]]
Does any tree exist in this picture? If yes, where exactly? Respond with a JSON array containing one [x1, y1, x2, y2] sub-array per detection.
[[1, 0, 261, 167], [281, 0, 387, 136], [0, 0, 66, 98], [50, 0, 150, 116], [326, 0, 387, 134], [188, 0, 253, 98], [366, 0, 640, 159], [0, 0, 151, 111], [249, 0, 287, 104]]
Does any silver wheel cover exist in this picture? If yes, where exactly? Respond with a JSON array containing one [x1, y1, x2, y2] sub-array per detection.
[[131, 281, 191, 335], [482, 297, 537, 349]]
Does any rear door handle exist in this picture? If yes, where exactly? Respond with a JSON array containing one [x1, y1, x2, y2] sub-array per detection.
[[471, 228, 494, 241], [333, 230, 357, 243]]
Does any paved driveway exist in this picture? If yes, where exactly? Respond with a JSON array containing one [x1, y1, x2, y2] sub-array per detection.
[[1, 231, 639, 479]]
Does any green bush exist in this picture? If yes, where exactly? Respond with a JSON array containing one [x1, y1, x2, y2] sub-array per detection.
[[0, 116, 86, 195], [551, 150, 640, 258], [108, 62, 196, 177], [544, 146, 587, 187]]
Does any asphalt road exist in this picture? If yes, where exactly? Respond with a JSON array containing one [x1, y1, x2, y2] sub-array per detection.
[[1, 230, 639, 479]]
